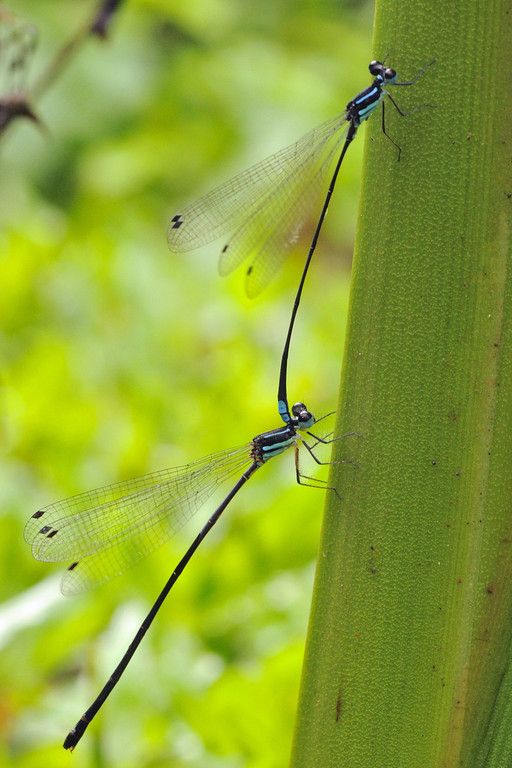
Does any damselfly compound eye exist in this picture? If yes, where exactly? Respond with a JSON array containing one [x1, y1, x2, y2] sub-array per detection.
[[291, 402, 313, 423]]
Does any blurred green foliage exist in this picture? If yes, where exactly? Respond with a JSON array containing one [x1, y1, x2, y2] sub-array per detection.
[[0, 0, 371, 765]]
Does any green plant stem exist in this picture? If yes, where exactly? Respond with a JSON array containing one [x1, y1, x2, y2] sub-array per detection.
[[290, 1, 512, 766]]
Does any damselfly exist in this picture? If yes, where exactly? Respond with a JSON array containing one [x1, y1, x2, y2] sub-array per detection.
[[168, 59, 434, 299], [25, 402, 337, 749]]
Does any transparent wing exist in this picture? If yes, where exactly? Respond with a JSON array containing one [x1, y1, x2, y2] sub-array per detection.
[[25, 443, 252, 594], [219, 131, 345, 297], [167, 111, 349, 276]]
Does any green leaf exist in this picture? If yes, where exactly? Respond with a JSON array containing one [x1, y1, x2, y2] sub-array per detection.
[[291, 1, 512, 765]]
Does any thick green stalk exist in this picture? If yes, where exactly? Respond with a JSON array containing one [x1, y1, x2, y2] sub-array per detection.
[[291, 1, 512, 766]]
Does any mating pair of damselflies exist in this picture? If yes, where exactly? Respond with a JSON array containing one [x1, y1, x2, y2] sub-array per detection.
[[25, 58, 433, 750]]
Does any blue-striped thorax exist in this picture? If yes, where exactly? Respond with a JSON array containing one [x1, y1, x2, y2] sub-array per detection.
[[347, 60, 398, 126], [251, 402, 315, 465]]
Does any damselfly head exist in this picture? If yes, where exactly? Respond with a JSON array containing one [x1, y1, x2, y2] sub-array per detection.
[[291, 402, 315, 429], [368, 60, 397, 84], [368, 60, 384, 76], [383, 67, 397, 82]]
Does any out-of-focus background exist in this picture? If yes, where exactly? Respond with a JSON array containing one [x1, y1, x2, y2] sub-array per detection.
[[0, 1, 372, 765]]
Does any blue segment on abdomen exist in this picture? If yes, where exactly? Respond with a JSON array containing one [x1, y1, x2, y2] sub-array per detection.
[[278, 400, 290, 423]]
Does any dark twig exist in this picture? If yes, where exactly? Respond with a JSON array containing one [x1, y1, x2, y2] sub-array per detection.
[[31, 0, 125, 100], [90, 0, 125, 40], [0, 13, 39, 135], [0, 1, 125, 138]]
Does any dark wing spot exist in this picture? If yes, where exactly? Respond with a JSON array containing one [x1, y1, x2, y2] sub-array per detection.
[[221, 244, 228, 253], [171, 214, 183, 229], [47, 529, 58, 539], [32, 510, 45, 519], [246, 265, 253, 276], [68, 562, 79, 571], [39, 525, 51, 535]]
